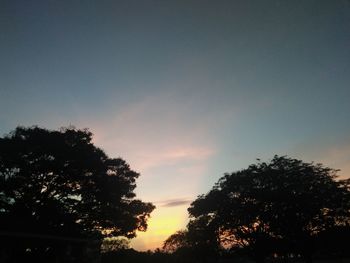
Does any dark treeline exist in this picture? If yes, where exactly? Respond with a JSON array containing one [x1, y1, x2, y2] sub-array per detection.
[[100, 243, 350, 263], [1, 127, 350, 263], [161, 156, 350, 263]]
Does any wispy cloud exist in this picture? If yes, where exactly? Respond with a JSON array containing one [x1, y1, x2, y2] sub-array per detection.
[[132, 146, 214, 172], [81, 94, 220, 174], [155, 198, 193, 208]]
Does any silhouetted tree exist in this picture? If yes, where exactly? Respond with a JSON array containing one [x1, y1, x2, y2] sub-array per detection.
[[0, 126, 155, 262], [163, 216, 220, 262], [187, 156, 350, 263], [188, 216, 222, 262], [163, 230, 190, 253]]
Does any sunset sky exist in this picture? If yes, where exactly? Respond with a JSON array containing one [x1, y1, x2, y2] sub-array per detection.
[[1, 0, 350, 251]]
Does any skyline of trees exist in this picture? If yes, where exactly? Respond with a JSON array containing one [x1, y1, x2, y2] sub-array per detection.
[[0, 126, 349, 262]]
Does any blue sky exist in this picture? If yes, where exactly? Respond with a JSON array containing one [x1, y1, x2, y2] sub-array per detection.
[[1, 0, 350, 250]]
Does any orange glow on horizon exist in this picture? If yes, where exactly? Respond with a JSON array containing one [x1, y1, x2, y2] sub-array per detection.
[[130, 205, 189, 251]]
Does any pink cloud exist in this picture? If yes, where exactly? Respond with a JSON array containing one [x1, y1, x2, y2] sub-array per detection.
[[132, 146, 214, 172], [79, 94, 219, 174]]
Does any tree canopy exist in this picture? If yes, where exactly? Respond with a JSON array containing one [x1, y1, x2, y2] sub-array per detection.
[[163, 230, 190, 253], [0, 126, 155, 261], [162, 216, 220, 261], [186, 156, 350, 262]]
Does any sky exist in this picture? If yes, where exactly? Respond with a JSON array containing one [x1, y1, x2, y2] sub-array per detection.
[[1, 0, 350, 251]]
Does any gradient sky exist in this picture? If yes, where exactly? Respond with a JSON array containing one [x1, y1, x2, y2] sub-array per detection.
[[1, 0, 350, 251]]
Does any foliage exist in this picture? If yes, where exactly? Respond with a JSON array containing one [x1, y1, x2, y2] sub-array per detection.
[[101, 237, 130, 253], [163, 230, 190, 253], [0, 126, 155, 261], [187, 156, 350, 262], [162, 215, 222, 262]]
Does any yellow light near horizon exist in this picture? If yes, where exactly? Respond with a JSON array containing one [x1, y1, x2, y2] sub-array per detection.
[[131, 206, 188, 251]]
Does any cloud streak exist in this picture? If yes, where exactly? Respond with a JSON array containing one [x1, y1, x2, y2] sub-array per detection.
[[81, 93, 221, 174], [156, 198, 193, 208]]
